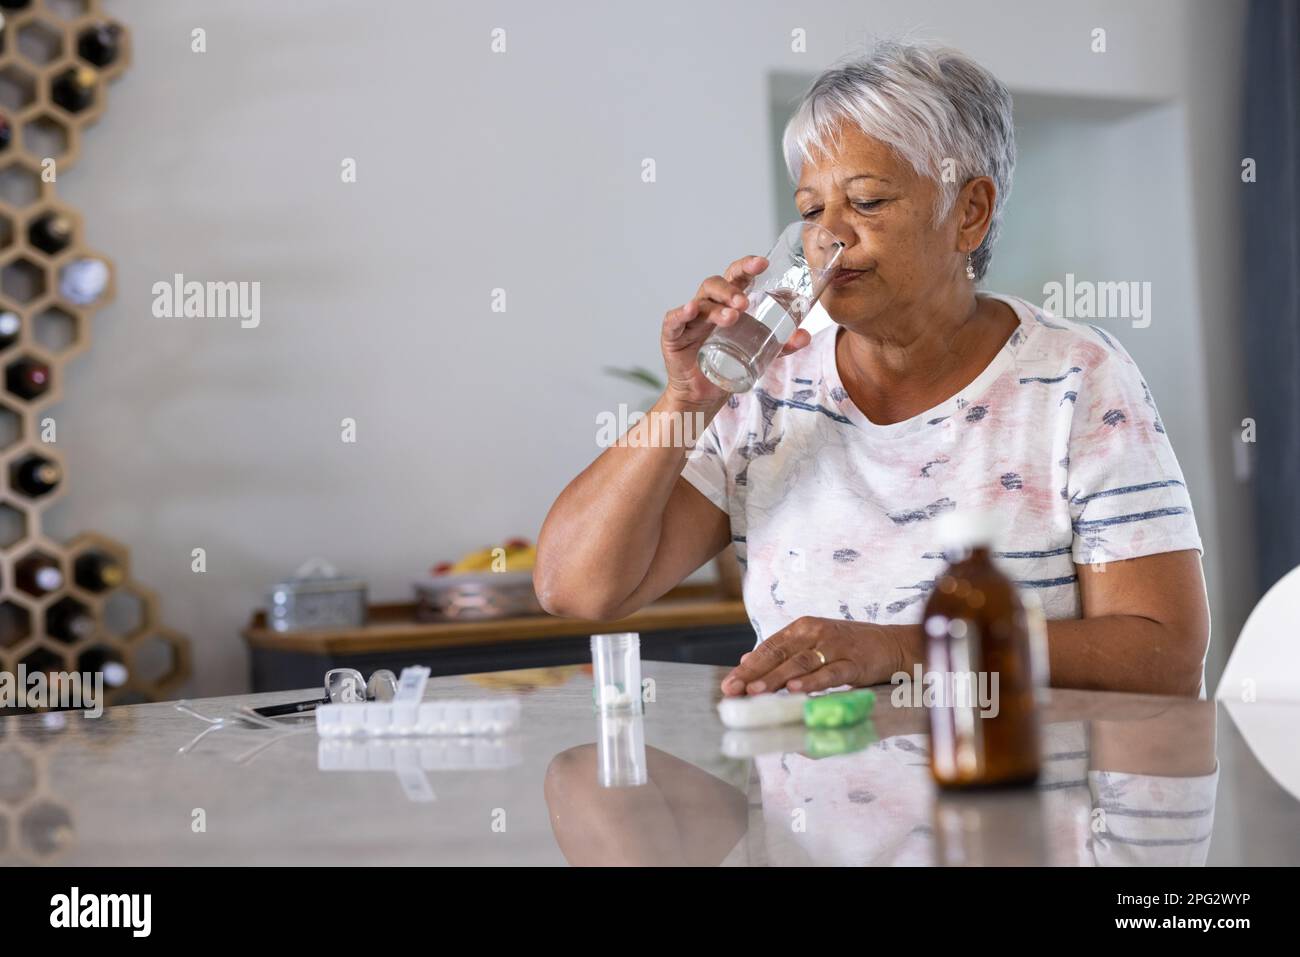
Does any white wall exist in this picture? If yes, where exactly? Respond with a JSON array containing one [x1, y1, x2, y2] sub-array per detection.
[[45, 0, 1250, 696]]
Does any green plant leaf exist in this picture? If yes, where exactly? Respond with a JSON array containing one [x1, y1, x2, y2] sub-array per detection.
[[603, 365, 666, 390]]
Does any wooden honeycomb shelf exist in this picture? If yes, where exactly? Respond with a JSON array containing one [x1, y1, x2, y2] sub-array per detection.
[[0, 0, 190, 714], [0, 694, 138, 862]]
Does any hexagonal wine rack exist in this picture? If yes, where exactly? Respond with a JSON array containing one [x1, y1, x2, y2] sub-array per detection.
[[0, 719, 75, 862], [0, 1, 191, 707]]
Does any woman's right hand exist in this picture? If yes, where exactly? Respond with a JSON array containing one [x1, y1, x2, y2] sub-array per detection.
[[661, 254, 811, 409]]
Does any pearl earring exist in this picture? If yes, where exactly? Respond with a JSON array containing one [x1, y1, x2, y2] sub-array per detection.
[[965, 253, 976, 280]]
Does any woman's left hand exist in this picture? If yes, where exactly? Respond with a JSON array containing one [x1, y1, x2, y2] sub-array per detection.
[[719, 617, 914, 696]]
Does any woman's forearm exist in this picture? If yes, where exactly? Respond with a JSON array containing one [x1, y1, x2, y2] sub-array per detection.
[[534, 390, 725, 618], [1038, 617, 1203, 696], [882, 616, 1204, 697]]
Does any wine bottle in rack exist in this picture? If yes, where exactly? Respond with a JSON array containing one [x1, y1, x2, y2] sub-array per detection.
[[51, 66, 97, 114], [59, 257, 109, 305], [0, 310, 20, 350], [0, 599, 29, 647], [29, 212, 73, 255], [15, 554, 63, 596], [47, 602, 96, 643], [75, 551, 125, 592], [78, 646, 129, 688], [5, 356, 51, 400], [0, 113, 11, 151], [10, 452, 61, 498], [78, 22, 123, 68]]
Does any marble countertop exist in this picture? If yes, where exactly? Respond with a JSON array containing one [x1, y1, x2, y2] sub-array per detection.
[[1, 661, 1296, 865]]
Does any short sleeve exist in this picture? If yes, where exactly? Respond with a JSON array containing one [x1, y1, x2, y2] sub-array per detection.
[[1065, 335, 1203, 565], [680, 415, 729, 513], [1087, 767, 1219, 866]]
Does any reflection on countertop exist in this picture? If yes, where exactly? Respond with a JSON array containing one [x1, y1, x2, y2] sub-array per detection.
[[545, 685, 1220, 866], [0, 662, 1294, 866]]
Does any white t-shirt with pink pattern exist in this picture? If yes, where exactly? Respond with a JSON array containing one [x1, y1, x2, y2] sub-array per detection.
[[681, 292, 1204, 675]]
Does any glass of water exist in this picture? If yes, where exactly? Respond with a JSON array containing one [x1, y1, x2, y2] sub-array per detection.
[[696, 221, 845, 393]]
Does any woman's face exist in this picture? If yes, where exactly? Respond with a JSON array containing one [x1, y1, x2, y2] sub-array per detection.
[[795, 121, 966, 330]]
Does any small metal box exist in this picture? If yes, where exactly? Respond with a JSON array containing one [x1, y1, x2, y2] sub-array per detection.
[[268, 561, 368, 633]]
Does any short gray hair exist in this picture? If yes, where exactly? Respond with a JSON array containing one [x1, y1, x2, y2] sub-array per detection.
[[782, 39, 1016, 281]]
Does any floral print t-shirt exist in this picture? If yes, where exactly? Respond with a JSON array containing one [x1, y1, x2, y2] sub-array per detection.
[[681, 292, 1204, 655]]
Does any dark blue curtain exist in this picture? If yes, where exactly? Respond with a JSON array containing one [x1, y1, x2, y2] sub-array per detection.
[[1243, 0, 1300, 593]]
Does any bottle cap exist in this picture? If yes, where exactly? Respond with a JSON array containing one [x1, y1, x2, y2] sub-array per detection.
[[103, 662, 129, 688], [934, 509, 1004, 552], [35, 566, 63, 591]]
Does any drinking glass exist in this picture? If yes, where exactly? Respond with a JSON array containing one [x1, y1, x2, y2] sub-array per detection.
[[696, 221, 845, 393]]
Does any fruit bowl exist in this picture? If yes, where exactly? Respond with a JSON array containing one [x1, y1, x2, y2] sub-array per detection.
[[415, 539, 542, 621], [413, 570, 542, 621]]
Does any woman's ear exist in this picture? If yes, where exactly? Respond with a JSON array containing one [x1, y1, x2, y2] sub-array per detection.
[[956, 175, 996, 251]]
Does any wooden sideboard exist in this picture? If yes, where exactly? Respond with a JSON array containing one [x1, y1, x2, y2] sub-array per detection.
[[241, 583, 753, 692]]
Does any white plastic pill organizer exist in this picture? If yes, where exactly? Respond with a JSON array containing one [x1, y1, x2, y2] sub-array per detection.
[[315, 697, 522, 738], [317, 736, 522, 772]]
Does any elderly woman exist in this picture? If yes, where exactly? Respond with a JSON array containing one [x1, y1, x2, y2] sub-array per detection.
[[534, 40, 1209, 698]]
